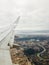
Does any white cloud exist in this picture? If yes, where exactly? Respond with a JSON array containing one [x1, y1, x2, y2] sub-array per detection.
[[15, 0, 49, 31], [0, 0, 49, 32], [16, 9, 49, 31]]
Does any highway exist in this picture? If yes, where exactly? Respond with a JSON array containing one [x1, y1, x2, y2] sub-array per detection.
[[37, 42, 46, 60], [37, 41, 49, 61]]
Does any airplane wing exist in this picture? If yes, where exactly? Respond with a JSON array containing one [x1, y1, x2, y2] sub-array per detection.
[[13, 16, 20, 28], [14, 16, 20, 25]]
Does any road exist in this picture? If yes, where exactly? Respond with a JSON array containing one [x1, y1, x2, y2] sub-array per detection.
[[37, 42, 46, 60]]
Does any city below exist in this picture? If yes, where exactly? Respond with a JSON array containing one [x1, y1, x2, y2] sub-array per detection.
[[10, 35, 49, 65]]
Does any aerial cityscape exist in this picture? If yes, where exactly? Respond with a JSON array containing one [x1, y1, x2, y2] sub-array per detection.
[[0, 0, 49, 65], [10, 35, 49, 65]]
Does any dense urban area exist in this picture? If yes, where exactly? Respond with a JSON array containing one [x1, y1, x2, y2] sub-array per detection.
[[10, 35, 49, 65]]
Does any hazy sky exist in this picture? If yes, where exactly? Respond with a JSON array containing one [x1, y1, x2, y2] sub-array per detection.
[[0, 0, 49, 31]]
